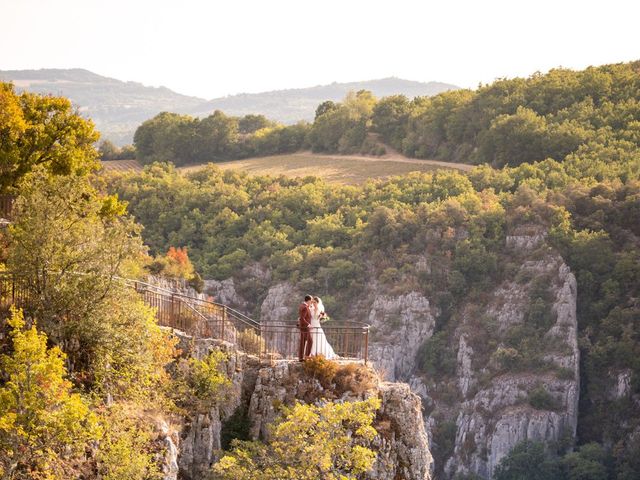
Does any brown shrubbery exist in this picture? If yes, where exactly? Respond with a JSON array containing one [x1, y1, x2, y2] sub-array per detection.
[[302, 355, 378, 395]]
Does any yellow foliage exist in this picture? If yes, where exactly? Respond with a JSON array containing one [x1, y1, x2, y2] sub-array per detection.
[[96, 403, 163, 480], [0, 308, 100, 479], [212, 397, 381, 480]]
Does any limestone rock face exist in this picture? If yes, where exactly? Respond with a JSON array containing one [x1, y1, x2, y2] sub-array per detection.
[[158, 420, 179, 480], [368, 383, 434, 480], [171, 334, 433, 480], [260, 282, 298, 324], [204, 278, 246, 309], [204, 237, 579, 479], [443, 254, 580, 479], [366, 292, 436, 381]]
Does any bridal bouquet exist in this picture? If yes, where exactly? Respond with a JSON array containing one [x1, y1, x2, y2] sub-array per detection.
[[319, 312, 331, 323]]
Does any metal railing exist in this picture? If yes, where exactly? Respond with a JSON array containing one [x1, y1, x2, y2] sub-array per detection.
[[0, 273, 370, 362]]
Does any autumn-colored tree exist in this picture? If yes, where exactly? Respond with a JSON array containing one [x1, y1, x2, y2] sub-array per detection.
[[0, 308, 100, 479], [149, 246, 196, 281], [0, 82, 100, 193], [212, 397, 380, 480], [6, 168, 179, 403]]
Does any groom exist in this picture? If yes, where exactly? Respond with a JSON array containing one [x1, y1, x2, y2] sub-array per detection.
[[297, 294, 313, 361]]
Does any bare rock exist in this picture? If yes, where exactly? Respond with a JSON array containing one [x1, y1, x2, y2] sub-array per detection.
[[368, 382, 434, 480], [204, 278, 246, 309], [260, 282, 298, 324], [367, 292, 436, 381], [445, 256, 580, 479]]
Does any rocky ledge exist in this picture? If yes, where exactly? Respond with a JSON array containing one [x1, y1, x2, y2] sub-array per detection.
[[168, 334, 434, 480]]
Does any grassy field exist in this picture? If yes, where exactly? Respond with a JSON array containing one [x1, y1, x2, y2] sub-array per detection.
[[102, 152, 471, 185], [183, 152, 470, 185], [100, 159, 143, 173]]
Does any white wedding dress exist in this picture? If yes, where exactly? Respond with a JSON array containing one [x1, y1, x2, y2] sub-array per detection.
[[310, 300, 337, 359]]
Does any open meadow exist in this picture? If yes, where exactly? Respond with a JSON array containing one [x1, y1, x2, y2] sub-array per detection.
[[102, 152, 471, 185]]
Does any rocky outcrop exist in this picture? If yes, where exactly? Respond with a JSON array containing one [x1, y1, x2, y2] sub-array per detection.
[[259, 281, 297, 324], [366, 292, 436, 382], [246, 359, 432, 480], [158, 420, 179, 480], [204, 278, 246, 309], [443, 254, 580, 479], [202, 236, 580, 479], [369, 383, 434, 480], [170, 333, 433, 480]]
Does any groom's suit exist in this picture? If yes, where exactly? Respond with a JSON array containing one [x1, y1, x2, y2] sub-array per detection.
[[298, 302, 313, 361]]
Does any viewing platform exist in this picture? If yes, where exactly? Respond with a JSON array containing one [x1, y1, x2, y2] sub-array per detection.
[[0, 273, 370, 363]]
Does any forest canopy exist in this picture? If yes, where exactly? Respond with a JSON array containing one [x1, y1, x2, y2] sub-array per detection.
[[130, 61, 640, 172]]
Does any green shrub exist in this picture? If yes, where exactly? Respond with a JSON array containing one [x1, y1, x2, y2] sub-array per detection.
[[417, 331, 456, 378], [494, 441, 562, 480], [528, 385, 560, 411], [492, 346, 520, 371], [172, 350, 231, 412], [432, 420, 457, 476]]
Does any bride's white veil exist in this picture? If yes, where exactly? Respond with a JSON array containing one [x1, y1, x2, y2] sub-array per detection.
[[315, 297, 325, 314]]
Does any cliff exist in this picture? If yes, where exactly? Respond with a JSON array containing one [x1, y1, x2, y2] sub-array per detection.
[[208, 234, 580, 479], [168, 334, 433, 480]]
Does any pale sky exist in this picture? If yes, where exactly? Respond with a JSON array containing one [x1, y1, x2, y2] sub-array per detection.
[[2, 0, 639, 99]]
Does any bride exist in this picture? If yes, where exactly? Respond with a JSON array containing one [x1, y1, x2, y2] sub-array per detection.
[[310, 296, 337, 359]]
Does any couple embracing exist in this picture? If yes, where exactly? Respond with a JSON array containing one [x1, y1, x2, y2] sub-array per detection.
[[297, 294, 336, 361]]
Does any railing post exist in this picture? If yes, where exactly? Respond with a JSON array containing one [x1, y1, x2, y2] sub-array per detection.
[[364, 327, 369, 365], [221, 305, 226, 341], [170, 293, 176, 329]]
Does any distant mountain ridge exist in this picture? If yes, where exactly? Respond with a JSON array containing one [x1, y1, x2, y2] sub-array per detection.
[[0, 68, 458, 145]]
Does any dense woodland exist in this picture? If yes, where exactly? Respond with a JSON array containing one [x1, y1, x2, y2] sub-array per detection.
[[1, 60, 640, 479]]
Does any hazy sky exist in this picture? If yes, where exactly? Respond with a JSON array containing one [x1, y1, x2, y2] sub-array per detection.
[[2, 0, 639, 99]]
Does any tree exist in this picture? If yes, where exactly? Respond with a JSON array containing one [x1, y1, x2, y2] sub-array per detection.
[[372, 94, 410, 148], [149, 246, 196, 280], [238, 114, 274, 134], [562, 443, 608, 480], [314, 100, 338, 120], [479, 106, 550, 167], [344, 90, 377, 120], [133, 111, 196, 165], [212, 397, 380, 480], [0, 308, 100, 479], [95, 404, 165, 480], [494, 441, 562, 480], [7, 169, 144, 340], [0, 82, 100, 193], [98, 139, 120, 160], [194, 110, 239, 162]]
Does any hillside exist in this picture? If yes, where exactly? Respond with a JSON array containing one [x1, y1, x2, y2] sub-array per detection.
[[0, 68, 205, 146], [198, 77, 458, 124], [0, 68, 458, 145]]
